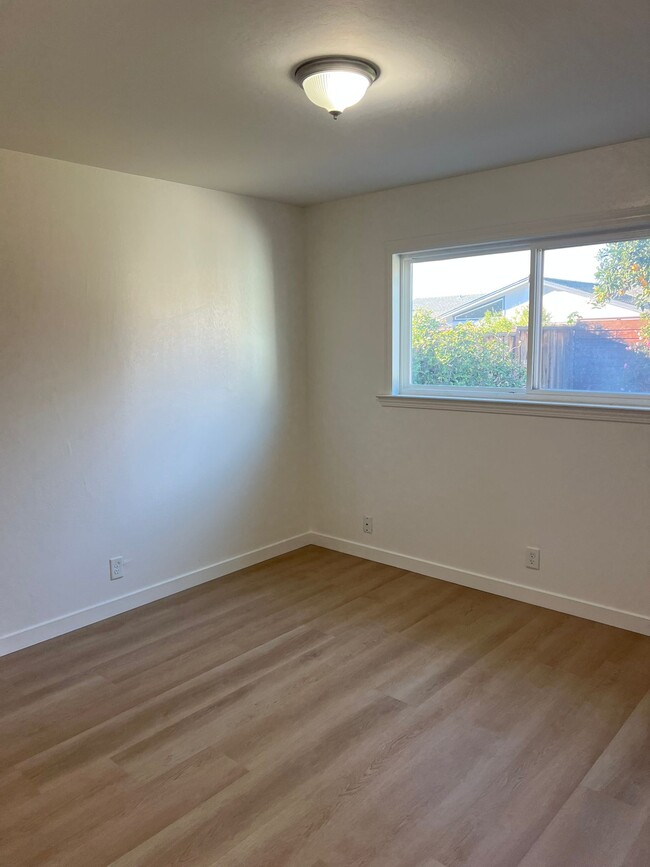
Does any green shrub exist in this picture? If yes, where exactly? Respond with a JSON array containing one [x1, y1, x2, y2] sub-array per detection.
[[411, 308, 526, 388]]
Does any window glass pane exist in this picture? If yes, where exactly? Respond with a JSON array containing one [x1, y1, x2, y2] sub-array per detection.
[[411, 250, 530, 388], [540, 240, 650, 394]]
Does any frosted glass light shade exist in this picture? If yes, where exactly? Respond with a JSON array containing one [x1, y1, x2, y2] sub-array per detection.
[[302, 70, 370, 114], [294, 57, 379, 118]]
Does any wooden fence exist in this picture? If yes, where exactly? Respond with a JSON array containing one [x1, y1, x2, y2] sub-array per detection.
[[503, 324, 649, 392]]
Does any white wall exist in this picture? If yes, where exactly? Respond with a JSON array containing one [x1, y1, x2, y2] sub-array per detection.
[[2, 140, 648, 650], [306, 140, 650, 625], [0, 149, 308, 645]]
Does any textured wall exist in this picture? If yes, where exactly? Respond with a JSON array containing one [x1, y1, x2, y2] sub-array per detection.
[[0, 149, 308, 639], [306, 140, 650, 621], [1, 140, 649, 645]]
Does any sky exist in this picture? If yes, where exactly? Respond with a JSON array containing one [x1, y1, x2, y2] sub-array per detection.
[[412, 244, 602, 299]]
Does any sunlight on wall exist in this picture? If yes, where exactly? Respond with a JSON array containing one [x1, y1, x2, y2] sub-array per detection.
[[0, 149, 306, 636]]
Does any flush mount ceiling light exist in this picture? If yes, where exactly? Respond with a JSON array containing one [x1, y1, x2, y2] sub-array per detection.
[[294, 56, 379, 119]]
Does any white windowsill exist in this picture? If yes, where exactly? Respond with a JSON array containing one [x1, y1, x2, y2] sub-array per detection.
[[377, 394, 650, 423]]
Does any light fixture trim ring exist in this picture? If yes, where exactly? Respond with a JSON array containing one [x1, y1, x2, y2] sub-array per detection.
[[293, 56, 380, 88]]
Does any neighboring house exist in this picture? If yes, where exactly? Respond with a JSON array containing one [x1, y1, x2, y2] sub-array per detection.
[[416, 278, 638, 324], [414, 294, 483, 320]]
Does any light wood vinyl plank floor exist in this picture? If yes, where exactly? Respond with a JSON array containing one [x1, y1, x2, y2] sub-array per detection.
[[0, 545, 648, 866]]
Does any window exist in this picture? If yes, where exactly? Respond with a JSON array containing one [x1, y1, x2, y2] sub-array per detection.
[[392, 231, 650, 411]]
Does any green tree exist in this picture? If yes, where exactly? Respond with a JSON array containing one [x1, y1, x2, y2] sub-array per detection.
[[480, 305, 550, 330], [594, 239, 650, 347], [411, 308, 526, 388]]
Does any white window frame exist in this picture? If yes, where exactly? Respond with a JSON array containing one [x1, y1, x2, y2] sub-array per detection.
[[385, 224, 650, 420]]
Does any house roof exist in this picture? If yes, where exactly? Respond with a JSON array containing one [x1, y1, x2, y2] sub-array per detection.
[[443, 277, 637, 320], [544, 278, 595, 291], [414, 294, 483, 319]]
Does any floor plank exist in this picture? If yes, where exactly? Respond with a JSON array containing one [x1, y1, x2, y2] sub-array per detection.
[[0, 545, 648, 866]]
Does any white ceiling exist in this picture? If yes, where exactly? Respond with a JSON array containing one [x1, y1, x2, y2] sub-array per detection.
[[1, 0, 648, 205]]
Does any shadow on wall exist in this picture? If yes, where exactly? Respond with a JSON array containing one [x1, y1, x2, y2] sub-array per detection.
[[0, 155, 305, 635], [120, 192, 306, 580]]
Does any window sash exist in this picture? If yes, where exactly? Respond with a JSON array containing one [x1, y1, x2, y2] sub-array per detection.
[[395, 227, 650, 408]]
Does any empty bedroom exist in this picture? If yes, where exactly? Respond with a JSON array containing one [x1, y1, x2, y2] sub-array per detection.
[[0, 1, 649, 865]]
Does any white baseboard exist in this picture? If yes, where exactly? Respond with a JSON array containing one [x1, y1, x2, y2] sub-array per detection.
[[0, 533, 312, 657], [4, 530, 647, 656], [306, 532, 650, 636]]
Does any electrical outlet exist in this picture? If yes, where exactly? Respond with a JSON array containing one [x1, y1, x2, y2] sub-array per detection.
[[526, 547, 540, 570], [109, 557, 124, 580], [363, 515, 373, 534]]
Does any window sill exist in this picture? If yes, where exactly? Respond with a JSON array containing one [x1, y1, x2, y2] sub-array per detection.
[[377, 394, 650, 423]]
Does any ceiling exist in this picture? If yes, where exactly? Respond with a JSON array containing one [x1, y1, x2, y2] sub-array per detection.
[[1, 0, 648, 205]]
